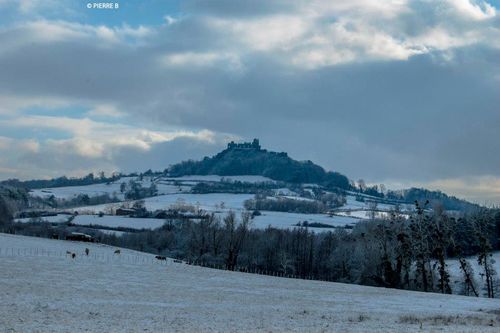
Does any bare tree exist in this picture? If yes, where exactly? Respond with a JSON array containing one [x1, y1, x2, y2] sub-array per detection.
[[366, 201, 378, 220], [0, 195, 13, 231], [474, 211, 497, 298], [458, 257, 478, 297], [224, 211, 251, 270]]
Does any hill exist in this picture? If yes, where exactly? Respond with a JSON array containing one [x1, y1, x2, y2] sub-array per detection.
[[1, 233, 499, 332], [168, 139, 480, 211], [169, 139, 351, 189], [0, 139, 483, 212], [387, 187, 480, 212]]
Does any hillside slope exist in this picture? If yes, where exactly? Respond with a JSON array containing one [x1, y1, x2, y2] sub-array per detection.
[[169, 142, 351, 189], [1, 233, 499, 332]]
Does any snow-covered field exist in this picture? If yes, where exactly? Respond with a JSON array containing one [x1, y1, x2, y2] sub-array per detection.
[[67, 190, 364, 230], [30, 182, 125, 199], [71, 193, 253, 215], [15, 210, 358, 232], [1, 233, 499, 332], [29, 175, 273, 200], [163, 175, 275, 183], [29, 177, 192, 199], [22, 178, 433, 233], [143, 193, 253, 212], [72, 215, 166, 230], [252, 211, 358, 230], [16, 214, 72, 224]]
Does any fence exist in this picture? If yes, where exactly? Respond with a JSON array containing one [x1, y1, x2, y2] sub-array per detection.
[[0, 247, 336, 283], [0, 247, 167, 267], [185, 259, 336, 282]]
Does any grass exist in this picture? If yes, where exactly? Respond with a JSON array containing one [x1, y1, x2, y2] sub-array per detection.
[[398, 312, 500, 327]]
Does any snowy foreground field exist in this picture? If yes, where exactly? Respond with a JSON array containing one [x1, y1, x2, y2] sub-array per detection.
[[1, 234, 499, 333]]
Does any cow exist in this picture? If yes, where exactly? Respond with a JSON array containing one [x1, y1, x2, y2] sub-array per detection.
[[114, 249, 121, 255], [155, 255, 167, 261], [71, 253, 76, 259], [85, 248, 90, 256]]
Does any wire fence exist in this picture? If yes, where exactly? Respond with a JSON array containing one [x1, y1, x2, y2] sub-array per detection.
[[0, 247, 336, 282], [0, 247, 166, 266]]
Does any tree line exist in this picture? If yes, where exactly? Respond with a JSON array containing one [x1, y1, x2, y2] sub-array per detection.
[[1, 188, 499, 298], [97, 202, 499, 298]]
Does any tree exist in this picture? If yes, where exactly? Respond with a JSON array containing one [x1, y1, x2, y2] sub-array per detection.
[[149, 183, 158, 196], [357, 179, 367, 192], [190, 213, 215, 260], [224, 211, 251, 270], [379, 184, 387, 196], [475, 212, 497, 298], [366, 201, 378, 220], [0, 195, 13, 231], [431, 205, 452, 294], [458, 256, 478, 297], [410, 200, 432, 292]]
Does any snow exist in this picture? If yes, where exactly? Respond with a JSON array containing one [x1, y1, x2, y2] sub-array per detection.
[[333, 210, 410, 220], [252, 211, 358, 231], [274, 188, 298, 196], [164, 175, 275, 183], [1, 233, 499, 332], [341, 195, 405, 211], [143, 193, 253, 212], [15, 214, 72, 224], [29, 176, 189, 200], [15, 213, 166, 231], [68, 193, 362, 231], [96, 229, 128, 236], [72, 215, 166, 230], [71, 193, 254, 216], [17, 210, 358, 232], [447, 252, 500, 297], [30, 183, 124, 200]]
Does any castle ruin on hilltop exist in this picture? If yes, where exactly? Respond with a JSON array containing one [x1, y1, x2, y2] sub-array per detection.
[[227, 138, 261, 150], [225, 138, 288, 157]]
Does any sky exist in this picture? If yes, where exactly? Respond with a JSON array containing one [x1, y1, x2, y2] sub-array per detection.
[[0, 0, 499, 204]]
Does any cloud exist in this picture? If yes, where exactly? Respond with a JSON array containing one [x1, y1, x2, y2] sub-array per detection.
[[0, 114, 229, 179], [1, 115, 218, 157], [0, 20, 153, 52], [0, 95, 72, 115], [86, 104, 124, 118], [160, 51, 244, 72], [448, 0, 496, 20], [0, 0, 499, 202]]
